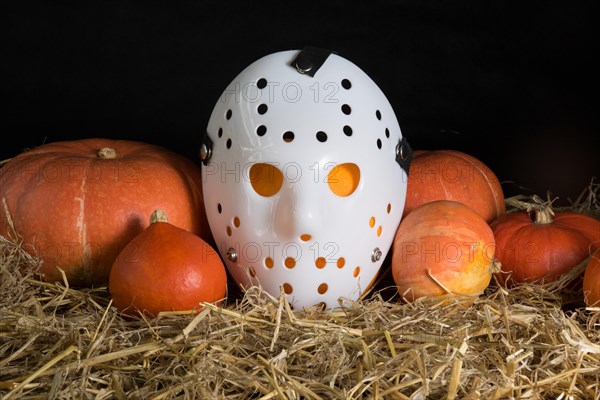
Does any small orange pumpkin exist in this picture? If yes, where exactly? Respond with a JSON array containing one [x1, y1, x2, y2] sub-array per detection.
[[583, 250, 600, 307], [490, 199, 600, 285], [108, 209, 227, 317], [0, 138, 210, 286], [403, 150, 505, 223], [392, 200, 495, 301]]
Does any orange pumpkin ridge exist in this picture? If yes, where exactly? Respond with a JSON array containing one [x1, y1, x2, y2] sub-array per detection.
[[583, 250, 600, 307], [443, 150, 505, 219], [403, 150, 505, 223], [0, 138, 211, 287]]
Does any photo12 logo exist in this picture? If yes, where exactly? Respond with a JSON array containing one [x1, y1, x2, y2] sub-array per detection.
[[0, 159, 139, 184], [220, 81, 341, 104], [219, 240, 341, 264]]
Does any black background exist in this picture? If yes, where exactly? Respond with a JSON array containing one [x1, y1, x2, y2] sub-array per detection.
[[5, 1, 599, 204]]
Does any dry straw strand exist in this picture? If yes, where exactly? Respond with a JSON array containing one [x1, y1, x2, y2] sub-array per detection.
[[1, 179, 600, 398]]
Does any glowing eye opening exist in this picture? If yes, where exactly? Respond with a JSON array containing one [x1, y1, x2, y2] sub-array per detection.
[[327, 163, 360, 197], [249, 163, 284, 197]]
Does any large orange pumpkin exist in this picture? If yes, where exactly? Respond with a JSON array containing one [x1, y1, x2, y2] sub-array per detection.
[[404, 150, 505, 223], [583, 250, 600, 307], [490, 204, 600, 285], [392, 200, 495, 301], [0, 138, 210, 286], [109, 209, 227, 317]]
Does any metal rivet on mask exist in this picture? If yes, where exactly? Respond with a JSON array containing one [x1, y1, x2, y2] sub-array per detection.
[[371, 247, 382, 263], [200, 143, 212, 162], [226, 248, 238, 262], [295, 60, 313, 74], [396, 142, 408, 161]]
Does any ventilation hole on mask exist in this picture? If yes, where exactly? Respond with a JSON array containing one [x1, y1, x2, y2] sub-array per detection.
[[265, 257, 274, 269], [226, 138, 232, 149], [341, 104, 351, 115], [283, 131, 295, 143], [257, 104, 268, 115], [343, 125, 353, 136], [341, 79, 352, 90], [327, 163, 360, 197], [256, 125, 267, 137], [257, 78, 267, 89], [300, 234, 312, 242], [218, 127, 223, 138], [284, 257, 296, 269], [283, 283, 293, 294], [226, 109, 232, 120], [226, 226, 232, 237], [217, 203, 222, 214], [376, 138, 382, 149], [249, 163, 284, 197], [385, 128, 390, 138], [377, 226, 382, 237], [369, 216, 376, 228], [317, 283, 328, 295], [353, 266, 361, 278], [337, 257, 345, 268], [387, 203, 392, 214], [315, 257, 326, 269], [316, 131, 328, 142], [376, 110, 382, 120], [233, 216, 240, 228], [249, 266, 256, 278]]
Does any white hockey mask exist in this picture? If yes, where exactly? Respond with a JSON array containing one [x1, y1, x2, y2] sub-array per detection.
[[201, 47, 411, 309]]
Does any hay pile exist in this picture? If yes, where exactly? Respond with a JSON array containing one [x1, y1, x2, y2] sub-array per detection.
[[1, 182, 599, 399]]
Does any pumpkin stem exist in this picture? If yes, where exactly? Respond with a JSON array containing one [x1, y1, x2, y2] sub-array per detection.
[[527, 195, 555, 225], [150, 209, 169, 224], [97, 147, 117, 159]]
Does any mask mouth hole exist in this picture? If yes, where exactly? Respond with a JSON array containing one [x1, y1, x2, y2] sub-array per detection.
[[265, 257, 274, 269], [284, 257, 296, 269], [283, 283, 293, 294], [327, 163, 360, 197], [317, 283, 328, 295], [300, 234, 312, 242], [249, 163, 284, 197], [315, 257, 326, 269]]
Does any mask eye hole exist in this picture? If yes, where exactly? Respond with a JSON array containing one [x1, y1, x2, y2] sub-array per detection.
[[327, 163, 360, 197], [249, 163, 283, 197]]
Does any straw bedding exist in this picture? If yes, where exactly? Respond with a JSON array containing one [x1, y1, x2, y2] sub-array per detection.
[[1, 181, 599, 399]]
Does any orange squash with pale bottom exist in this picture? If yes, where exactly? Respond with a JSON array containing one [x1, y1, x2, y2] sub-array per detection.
[[392, 200, 495, 301]]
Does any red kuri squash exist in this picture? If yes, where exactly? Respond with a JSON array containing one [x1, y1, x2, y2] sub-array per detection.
[[109, 209, 227, 317], [0, 138, 211, 286]]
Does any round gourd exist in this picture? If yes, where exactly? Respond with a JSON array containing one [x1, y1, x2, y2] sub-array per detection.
[[404, 150, 505, 223], [108, 209, 227, 317], [490, 204, 599, 285], [0, 138, 210, 286], [392, 200, 495, 301], [583, 250, 600, 307]]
